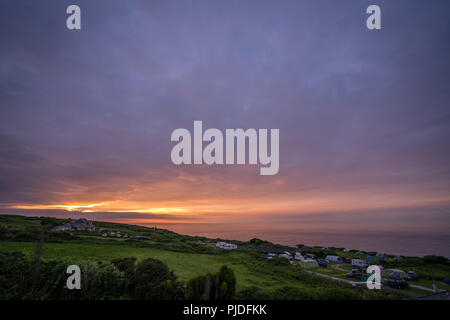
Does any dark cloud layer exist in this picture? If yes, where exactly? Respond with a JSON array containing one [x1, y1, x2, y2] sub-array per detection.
[[0, 1, 450, 230]]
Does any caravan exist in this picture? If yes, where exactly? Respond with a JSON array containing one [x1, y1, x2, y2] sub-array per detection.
[[325, 255, 343, 263], [351, 259, 368, 268]]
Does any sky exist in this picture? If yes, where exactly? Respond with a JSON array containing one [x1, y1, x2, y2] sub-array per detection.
[[1, 0, 450, 236]]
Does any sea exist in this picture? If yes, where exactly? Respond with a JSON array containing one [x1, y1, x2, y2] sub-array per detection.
[[156, 223, 450, 258]]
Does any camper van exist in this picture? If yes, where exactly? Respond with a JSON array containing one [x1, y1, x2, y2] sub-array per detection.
[[295, 252, 306, 261], [351, 259, 368, 268], [325, 255, 343, 263]]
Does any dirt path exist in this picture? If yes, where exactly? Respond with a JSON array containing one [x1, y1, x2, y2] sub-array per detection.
[[302, 268, 419, 298], [331, 264, 348, 272], [331, 264, 435, 293]]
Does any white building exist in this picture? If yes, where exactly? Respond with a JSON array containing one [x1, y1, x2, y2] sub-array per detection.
[[343, 249, 351, 253], [279, 252, 293, 260], [295, 252, 306, 261], [216, 242, 237, 250], [351, 259, 368, 268]]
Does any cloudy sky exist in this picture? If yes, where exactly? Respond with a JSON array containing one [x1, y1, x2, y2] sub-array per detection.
[[1, 0, 449, 234]]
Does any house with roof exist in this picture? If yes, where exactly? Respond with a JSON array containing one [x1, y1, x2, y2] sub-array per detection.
[[305, 253, 316, 259], [51, 218, 95, 232]]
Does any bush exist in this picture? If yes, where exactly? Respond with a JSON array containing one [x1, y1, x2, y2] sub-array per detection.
[[133, 258, 179, 300], [0, 251, 31, 299], [185, 274, 207, 300], [423, 255, 449, 265], [185, 265, 236, 300], [85, 263, 124, 300], [267, 257, 290, 266], [111, 257, 136, 293]]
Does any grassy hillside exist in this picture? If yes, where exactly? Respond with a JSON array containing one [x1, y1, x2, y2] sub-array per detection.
[[1, 214, 446, 300]]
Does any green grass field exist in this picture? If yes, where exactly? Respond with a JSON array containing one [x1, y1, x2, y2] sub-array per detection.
[[0, 241, 317, 292]]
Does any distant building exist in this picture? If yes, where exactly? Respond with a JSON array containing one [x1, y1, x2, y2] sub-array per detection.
[[51, 218, 95, 232], [351, 259, 368, 268], [216, 242, 237, 250], [343, 249, 351, 253], [295, 252, 305, 261], [279, 251, 293, 260]]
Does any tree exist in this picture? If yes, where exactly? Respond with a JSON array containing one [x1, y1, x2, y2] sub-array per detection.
[[133, 258, 178, 300], [111, 257, 136, 293], [216, 265, 236, 300], [0, 251, 30, 299], [185, 275, 207, 300], [185, 265, 236, 300], [85, 263, 124, 300]]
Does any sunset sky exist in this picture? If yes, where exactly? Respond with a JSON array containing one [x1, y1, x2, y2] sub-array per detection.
[[1, 0, 450, 235]]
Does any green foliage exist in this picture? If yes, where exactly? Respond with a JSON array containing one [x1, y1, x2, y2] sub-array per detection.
[[423, 255, 449, 265], [185, 265, 236, 300], [185, 274, 207, 300], [216, 265, 236, 299], [236, 286, 270, 300], [38, 258, 81, 300], [272, 286, 361, 300], [266, 257, 290, 266], [111, 257, 136, 292], [248, 238, 273, 246], [85, 263, 124, 300], [133, 258, 179, 300], [0, 251, 30, 299]]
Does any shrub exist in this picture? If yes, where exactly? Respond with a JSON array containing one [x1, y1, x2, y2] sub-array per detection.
[[85, 263, 124, 300], [185, 265, 236, 300], [423, 255, 448, 265], [132, 258, 179, 300], [0, 251, 31, 299]]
